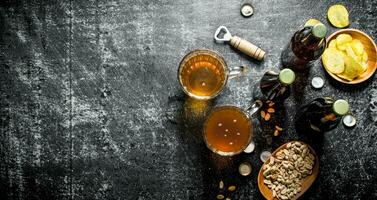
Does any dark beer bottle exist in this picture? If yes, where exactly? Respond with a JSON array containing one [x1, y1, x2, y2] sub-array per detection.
[[281, 23, 327, 71], [295, 97, 349, 133], [253, 68, 295, 102]]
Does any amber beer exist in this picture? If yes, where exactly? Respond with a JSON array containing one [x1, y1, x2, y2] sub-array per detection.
[[204, 106, 252, 156], [178, 49, 227, 99]]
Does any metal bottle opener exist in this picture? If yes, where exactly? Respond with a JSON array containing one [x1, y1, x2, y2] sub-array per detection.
[[214, 26, 265, 61]]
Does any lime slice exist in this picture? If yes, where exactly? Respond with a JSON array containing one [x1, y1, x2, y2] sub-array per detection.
[[327, 4, 349, 28], [322, 48, 345, 74]]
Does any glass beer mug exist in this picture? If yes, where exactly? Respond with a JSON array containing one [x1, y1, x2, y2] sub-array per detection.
[[178, 49, 247, 100], [203, 101, 262, 156]]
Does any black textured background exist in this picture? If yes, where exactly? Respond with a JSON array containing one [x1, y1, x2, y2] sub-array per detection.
[[1, 0, 377, 199]]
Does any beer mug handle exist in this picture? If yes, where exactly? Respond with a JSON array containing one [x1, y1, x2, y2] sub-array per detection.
[[228, 65, 250, 80], [247, 100, 262, 116]]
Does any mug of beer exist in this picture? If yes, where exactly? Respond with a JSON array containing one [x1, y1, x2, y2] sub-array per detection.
[[203, 101, 262, 156], [178, 49, 246, 100]]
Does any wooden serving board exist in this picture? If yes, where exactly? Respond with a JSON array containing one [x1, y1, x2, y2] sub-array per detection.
[[257, 141, 319, 200]]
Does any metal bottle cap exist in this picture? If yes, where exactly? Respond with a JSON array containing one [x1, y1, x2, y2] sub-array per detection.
[[243, 141, 255, 153], [239, 162, 252, 176], [312, 23, 327, 38], [279, 68, 295, 85], [343, 114, 356, 127], [311, 76, 324, 89], [241, 4, 254, 17], [333, 99, 349, 116], [260, 151, 272, 162]]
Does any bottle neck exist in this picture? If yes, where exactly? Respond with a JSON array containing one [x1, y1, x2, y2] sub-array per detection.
[[291, 27, 326, 61], [300, 29, 325, 47]]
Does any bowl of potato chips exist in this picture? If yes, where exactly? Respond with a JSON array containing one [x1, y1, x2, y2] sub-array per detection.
[[322, 29, 377, 84]]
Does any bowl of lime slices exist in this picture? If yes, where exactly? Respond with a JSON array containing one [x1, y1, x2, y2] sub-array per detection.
[[321, 29, 377, 84]]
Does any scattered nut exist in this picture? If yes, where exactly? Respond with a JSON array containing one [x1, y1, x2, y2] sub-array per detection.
[[261, 111, 266, 118], [274, 129, 280, 136], [228, 186, 236, 192], [219, 181, 224, 189], [275, 125, 283, 131], [267, 108, 275, 113], [217, 194, 225, 199], [264, 113, 271, 121]]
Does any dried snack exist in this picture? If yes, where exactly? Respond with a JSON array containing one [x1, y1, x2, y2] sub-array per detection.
[[340, 54, 364, 80], [323, 33, 369, 81], [261, 110, 266, 118], [264, 113, 271, 121], [336, 34, 352, 50], [228, 186, 236, 191], [273, 130, 280, 137], [267, 108, 275, 113], [262, 142, 315, 200], [304, 18, 322, 27], [322, 48, 345, 74], [219, 181, 224, 189], [327, 4, 349, 28], [275, 126, 283, 131]]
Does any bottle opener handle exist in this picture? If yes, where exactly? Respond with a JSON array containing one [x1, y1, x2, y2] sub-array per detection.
[[230, 36, 265, 61], [214, 26, 265, 61]]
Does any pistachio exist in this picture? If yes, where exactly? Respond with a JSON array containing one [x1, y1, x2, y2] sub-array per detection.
[[219, 181, 224, 189], [261, 110, 266, 118], [274, 129, 280, 136], [261, 141, 315, 200], [264, 113, 271, 121], [228, 186, 236, 192]]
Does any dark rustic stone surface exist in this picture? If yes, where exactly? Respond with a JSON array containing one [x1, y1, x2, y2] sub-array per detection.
[[1, 0, 377, 199]]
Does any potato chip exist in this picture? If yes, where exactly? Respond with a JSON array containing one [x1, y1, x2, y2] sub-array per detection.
[[361, 62, 368, 72], [324, 32, 369, 80], [346, 45, 358, 61], [304, 19, 322, 27], [322, 48, 345, 74], [328, 39, 337, 49], [340, 54, 364, 80], [327, 5, 349, 28], [336, 34, 352, 50], [337, 74, 353, 81], [362, 51, 368, 63], [350, 39, 364, 55]]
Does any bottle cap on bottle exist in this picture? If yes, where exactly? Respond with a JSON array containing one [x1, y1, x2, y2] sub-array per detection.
[[312, 23, 327, 38], [279, 68, 295, 85], [333, 99, 349, 116]]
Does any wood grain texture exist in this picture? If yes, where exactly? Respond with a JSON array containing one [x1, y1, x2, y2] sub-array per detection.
[[0, 0, 377, 199]]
